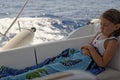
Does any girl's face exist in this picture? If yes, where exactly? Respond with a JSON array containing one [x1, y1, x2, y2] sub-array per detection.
[[100, 17, 117, 37]]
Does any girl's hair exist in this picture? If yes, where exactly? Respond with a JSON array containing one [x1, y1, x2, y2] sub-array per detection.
[[101, 9, 120, 37]]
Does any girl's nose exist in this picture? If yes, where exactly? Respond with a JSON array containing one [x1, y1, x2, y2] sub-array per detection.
[[100, 25, 104, 30]]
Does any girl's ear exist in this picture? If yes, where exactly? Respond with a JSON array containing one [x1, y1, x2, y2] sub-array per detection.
[[115, 24, 120, 30]]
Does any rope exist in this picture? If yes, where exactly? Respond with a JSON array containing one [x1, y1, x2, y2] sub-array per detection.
[[4, 0, 30, 36]]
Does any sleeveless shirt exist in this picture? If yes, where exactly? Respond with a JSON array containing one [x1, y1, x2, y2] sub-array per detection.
[[92, 33, 117, 55]]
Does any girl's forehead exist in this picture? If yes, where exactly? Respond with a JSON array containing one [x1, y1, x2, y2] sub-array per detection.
[[100, 17, 112, 23]]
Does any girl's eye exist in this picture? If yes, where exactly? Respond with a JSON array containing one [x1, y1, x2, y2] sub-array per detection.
[[100, 23, 109, 27], [104, 24, 109, 26]]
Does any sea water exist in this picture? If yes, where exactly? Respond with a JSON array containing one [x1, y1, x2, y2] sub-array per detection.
[[0, 0, 120, 47]]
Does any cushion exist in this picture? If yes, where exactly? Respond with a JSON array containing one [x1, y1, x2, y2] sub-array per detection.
[[0, 46, 36, 69], [96, 68, 120, 80], [107, 36, 120, 71]]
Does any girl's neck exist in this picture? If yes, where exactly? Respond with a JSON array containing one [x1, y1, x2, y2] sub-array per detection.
[[99, 33, 113, 40], [101, 32, 113, 38], [99, 34, 107, 40]]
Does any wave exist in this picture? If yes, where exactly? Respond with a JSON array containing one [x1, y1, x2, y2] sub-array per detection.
[[0, 16, 89, 47]]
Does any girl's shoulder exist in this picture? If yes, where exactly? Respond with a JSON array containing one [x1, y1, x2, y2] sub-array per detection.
[[104, 36, 118, 49], [107, 36, 118, 42]]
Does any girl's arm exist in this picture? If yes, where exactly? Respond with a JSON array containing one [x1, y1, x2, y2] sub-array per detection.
[[88, 39, 118, 67], [81, 32, 101, 56]]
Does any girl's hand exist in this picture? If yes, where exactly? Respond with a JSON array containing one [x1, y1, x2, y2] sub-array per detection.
[[82, 48, 91, 56], [81, 44, 93, 56], [81, 44, 93, 50]]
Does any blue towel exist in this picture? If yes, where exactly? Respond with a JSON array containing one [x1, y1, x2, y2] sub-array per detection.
[[0, 48, 70, 78], [1, 48, 93, 80], [0, 48, 105, 80]]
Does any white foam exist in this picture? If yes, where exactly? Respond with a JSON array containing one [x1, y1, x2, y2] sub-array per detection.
[[0, 17, 66, 47]]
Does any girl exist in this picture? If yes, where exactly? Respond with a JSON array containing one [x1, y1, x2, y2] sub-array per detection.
[[82, 8, 120, 67], [1, 9, 120, 80]]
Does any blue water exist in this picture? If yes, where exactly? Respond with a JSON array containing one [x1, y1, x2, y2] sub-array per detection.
[[0, 0, 120, 47], [0, 0, 120, 31]]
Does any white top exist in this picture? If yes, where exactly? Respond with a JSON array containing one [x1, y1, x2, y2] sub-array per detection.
[[92, 33, 117, 55]]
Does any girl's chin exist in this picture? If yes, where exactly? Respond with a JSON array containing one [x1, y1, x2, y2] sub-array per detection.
[[101, 31, 106, 36], [101, 30, 104, 33]]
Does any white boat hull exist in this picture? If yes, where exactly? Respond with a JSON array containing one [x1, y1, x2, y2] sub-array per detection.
[[0, 23, 120, 80]]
